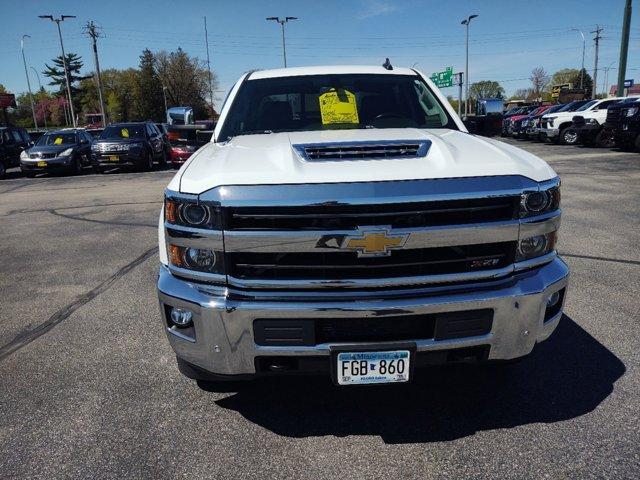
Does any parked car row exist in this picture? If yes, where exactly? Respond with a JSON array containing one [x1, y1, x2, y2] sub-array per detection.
[[0, 121, 212, 179], [501, 96, 640, 151]]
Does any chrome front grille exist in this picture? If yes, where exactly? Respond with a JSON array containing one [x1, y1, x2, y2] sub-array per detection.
[[226, 197, 519, 231], [293, 140, 430, 161], [29, 152, 57, 159]]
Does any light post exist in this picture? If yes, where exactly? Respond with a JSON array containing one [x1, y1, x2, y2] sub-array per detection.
[[21, 35, 38, 131], [162, 85, 168, 117], [29, 66, 47, 130], [39, 14, 77, 128], [461, 14, 478, 116], [571, 28, 586, 89], [266, 16, 297, 68]]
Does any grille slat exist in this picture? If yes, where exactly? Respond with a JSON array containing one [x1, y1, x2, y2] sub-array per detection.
[[301, 142, 424, 161], [227, 197, 519, 231], [228, 243, 515, 281]]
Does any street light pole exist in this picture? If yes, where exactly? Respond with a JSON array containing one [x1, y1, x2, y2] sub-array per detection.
[[571, 28, 586, 89], [21, 35, 38, 131], [266, 16, 298, 68], [461, 14, 478, 116], [29, 66, 47, 129], [39, 15, 77, 128]]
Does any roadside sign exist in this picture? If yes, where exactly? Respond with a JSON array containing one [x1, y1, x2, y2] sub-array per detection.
[[430, 67, 454, 88], [0, 93, 17, 108], [551, 83, 572, 99], [624, 79, 634, 88]]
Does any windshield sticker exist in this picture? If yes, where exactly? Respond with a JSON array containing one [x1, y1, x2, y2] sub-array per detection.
[[319, 88, 359, 125], [121, 128, 129, 138], [53, 137, 63, 145]]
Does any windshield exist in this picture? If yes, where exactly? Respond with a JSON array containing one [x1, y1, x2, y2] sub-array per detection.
[[576, 100, 597, 112], [36, 133, 77, 146], [545, 104, 564, 114], [218, 74, 456, 140], [99, 125, 145, 140]]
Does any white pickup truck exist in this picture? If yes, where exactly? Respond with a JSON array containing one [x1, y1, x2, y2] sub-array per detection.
[[540, 97, 624, 145], [157, 65, 569, 386]]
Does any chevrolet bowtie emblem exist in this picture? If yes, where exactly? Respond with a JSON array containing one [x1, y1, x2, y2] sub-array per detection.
[[342, 227, 409, 257]]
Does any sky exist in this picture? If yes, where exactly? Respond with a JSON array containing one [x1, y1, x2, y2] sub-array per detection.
[[1, 0, 638, 106]]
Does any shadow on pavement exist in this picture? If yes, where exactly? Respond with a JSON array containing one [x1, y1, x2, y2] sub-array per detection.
[[209, 316, 625, 443]]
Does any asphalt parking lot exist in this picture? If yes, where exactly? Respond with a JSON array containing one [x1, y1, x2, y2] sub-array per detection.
[[1, 139, 639, 479]]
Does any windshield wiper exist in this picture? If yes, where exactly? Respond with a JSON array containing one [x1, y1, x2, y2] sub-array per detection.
[[236, 129, 274, 136]]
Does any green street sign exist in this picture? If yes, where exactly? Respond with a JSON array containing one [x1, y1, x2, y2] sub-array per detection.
[[431, 67, 454, 88]]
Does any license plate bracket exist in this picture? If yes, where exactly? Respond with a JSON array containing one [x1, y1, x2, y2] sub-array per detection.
[[330, 342, 416, 386]]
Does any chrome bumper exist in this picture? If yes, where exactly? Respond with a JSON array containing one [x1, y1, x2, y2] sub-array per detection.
[[541, 127, 560, 138], [157, 256, 569, 376]]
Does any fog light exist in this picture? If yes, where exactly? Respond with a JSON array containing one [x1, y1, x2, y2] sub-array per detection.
[[517, 234, 548, 260], [170, 307, 193, 327], [547, 291, 561, 308]]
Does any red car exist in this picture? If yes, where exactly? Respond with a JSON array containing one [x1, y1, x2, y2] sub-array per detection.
[[166, 125, 212, 169]]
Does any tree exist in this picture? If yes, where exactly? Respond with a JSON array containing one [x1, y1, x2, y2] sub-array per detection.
[[468, 80, 505, 99], [529, 67, 549, 101], [446, 95, 459, 112], [509, 88, 535, 101], [136, 49, 165, 122], [43, 53, 90, 116], [101, 68, 140, 122], [570, 68, 593, 97], [550, 68, 579, 87], [155, 47, 216, 119], [0, 84, 6, 93]]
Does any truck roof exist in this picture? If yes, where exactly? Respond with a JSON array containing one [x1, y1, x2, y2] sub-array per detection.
[[249, 65, 417, 80]]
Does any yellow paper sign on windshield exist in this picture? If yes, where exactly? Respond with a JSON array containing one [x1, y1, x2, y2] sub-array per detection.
[[121, 128, 129, 138], [54, 137, 63, 145], [319, 89, 359, 125]]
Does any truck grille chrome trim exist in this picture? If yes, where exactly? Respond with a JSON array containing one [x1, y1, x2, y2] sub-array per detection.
[[293, 140, 431, 161]]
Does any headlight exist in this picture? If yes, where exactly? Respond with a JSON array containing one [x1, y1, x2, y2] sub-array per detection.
[[625, 107, 638, 117], [59, 148, 74, 157], [516, 232, 557, 262], [91, 143, 100, 151], [520, 185, 561, 217], [165, 198, 221, 229], [168, 245, 222, 273], [20, 150, 29, 160]]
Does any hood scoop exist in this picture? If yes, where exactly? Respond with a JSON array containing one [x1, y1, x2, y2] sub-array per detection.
[[293, 140, 431, 161]]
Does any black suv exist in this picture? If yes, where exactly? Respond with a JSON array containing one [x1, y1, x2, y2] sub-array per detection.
[[20, 129, 93, 177], [91, 122, 168, 172], [0, 126, 32, 178], [605, 97, 640, 151]]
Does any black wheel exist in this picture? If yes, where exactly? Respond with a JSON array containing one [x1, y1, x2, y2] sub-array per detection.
[[160, 147, 169, 167], [559, 127, 579, 145], [0, 161, 6, 178], [71, 156, 82, 175], [140, 150, 153, 172], [595, 128, 616, 148]]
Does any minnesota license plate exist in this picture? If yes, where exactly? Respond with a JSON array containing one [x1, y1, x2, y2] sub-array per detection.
[[37, 161, 47, 167], [108, 155, 119, 162], [336, 350, 410, 385]]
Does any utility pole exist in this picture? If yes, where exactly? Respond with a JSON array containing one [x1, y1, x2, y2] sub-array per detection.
[[204, 17, 215, 115], [29, 66, 47, 129], [266, 16, 298, 68], [591, 25, 604, 99], [456, 72, 464, 117], [616, 0, 632, 97], [162, 85, 168, 117], [84, 21, 107, 127], [20, 35, 38, 131], [461, 14, 478, 115], [39, 15, 77, 127]]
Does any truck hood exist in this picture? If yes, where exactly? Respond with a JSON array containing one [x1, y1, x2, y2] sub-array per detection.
[[173, 128, 556, 194]]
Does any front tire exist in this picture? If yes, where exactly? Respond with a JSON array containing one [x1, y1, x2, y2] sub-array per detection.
[[596, 128, 616, 148], [559, 127, 579, 145], [140, 151, 153, 172]]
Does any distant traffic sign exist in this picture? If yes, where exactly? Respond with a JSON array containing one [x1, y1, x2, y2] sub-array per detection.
[[431, 67, 454, 88], [624, 79, 634, 88]]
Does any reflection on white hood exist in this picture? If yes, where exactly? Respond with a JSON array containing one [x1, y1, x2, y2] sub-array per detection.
[[170, 128, 556, 194]]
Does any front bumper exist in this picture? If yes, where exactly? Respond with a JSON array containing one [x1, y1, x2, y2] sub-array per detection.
[[20, 156, 74, 172], [540, 127, 559, 138], [157, 257, 569, 377], [91, 151, 144, 167]]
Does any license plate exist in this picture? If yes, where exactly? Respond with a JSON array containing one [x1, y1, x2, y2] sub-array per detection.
[[108, 155, 119, 162], [37, 161, 47, 167], [336, 350, 410, 385]]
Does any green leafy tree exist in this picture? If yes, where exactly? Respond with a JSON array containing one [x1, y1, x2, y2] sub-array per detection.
[[0, 84, 6, 93], [550, 68, 579, 87], [469, 80, 505, 100], [155, 47, 216, 119], [43, 53, 90, 115], [570, 68, 593, 97], [136, 49, 165, 122]]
